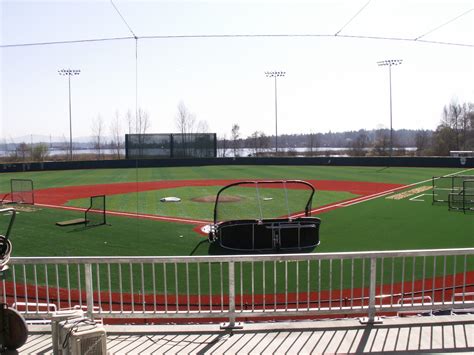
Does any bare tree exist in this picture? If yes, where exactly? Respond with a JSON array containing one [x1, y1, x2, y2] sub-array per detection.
[[307, 132, 320, 155], [92, 115, 105, 159], [14, 142, 29, 162], [250, 131, 270, 156], [136, 108, 150, 136], [432, 125, 457, 156], [219, 134, 229, 157], [30, 143, 49, 161], [463, 102, 474, 148], [442, 101, 463, 150], [373, 128, 390, 156], [175, 102, 196, 156], [414, 130, 430, 156], [434, 100, 474, 154], [350, 131, 369, 156], [125, 109, 135, 134], [59, 134, 70, 160], [110, 110, 123, 159], [136, 108, 151, 157], [196, 120, 209, 133], [231, 124, 240, 157]]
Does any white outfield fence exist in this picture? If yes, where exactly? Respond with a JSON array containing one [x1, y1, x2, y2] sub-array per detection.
[[1, 248, 473, 326]]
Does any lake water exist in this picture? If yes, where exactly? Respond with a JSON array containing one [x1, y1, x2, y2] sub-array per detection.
[[0, 147, 416, 158]]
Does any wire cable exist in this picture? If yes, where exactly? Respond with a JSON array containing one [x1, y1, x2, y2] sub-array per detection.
[[110, 0, 138, 39], [335, 0, 372, 36], [140, 33, 474, 48], [1, 33, 473, 49], [415, 8, 473, 40], [0, 36, 134, 48]]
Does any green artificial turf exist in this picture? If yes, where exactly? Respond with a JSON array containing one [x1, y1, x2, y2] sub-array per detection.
[[1, 165, 473, 296], [65, 186, 356, 221], [2, 165, 473, 257], [0, 165, 469, 192]]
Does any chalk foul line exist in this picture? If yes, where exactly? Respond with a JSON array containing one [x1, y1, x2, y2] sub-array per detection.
[[37, 167, 474, 225]]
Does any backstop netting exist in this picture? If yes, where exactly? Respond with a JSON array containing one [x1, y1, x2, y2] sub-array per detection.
[[449, 179, 474, 212], [432, 175, 474, 204], [10, 179, 34, 205], [125, 133, 217, 159], [85, 195, 106, 227]]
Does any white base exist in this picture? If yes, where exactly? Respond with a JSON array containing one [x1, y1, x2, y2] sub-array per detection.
[[359, 316, 383, 324], [220, 322, 244, 330], [160, 197, 181, 202]]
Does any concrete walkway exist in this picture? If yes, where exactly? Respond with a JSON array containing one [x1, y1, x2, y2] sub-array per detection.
[[11, 315, 474, 354]]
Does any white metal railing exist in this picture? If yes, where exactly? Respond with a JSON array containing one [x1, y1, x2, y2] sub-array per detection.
[[1, 248, 473, 326]]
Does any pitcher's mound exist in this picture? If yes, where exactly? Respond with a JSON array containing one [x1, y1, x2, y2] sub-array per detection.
[[192, 195, 242, 203]]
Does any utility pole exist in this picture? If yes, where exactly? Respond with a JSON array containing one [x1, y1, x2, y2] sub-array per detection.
[[58, 69, 81, 160], [377, 60, 402, 157], [265, 71, 286, 153]]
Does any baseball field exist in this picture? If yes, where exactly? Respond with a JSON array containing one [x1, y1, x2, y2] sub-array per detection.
[[1, 165, 473, 300], [1, 165, 473, 257]]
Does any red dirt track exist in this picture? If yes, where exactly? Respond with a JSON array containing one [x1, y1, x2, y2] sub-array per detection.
[[34, 179, 403, 207], [30, 179, 405, 226], [7, 179, 474, 324], [3, 271, 473, 324]]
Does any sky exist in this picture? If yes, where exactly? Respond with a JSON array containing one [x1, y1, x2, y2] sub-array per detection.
[[1, 0, 473, 142]]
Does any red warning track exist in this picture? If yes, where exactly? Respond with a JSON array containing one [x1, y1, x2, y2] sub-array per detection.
[[3, 271, 473, 324], [33, 179, 404, 225]]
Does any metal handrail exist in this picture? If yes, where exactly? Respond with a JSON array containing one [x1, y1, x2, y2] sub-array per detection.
[[3, 248, 474, 327], [8, 247, 474, 264]]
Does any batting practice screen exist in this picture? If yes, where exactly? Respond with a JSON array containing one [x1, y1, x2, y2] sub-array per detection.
[[10, 179, 34, 205], [85, 195, 106, 227], [125, 133, 217, 159]]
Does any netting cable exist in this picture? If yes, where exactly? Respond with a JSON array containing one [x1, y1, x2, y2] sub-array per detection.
[[335, 0, 372, 36], [415, 8, 473, 40]]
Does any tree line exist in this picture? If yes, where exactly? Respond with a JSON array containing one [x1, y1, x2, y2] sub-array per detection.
[[2, 100, 472, 162], [220, 100, 473, 157]]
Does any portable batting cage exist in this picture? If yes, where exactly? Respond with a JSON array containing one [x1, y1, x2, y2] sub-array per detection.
[[208, 180, 321, 252]]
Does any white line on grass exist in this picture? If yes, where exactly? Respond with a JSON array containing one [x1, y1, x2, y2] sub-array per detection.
[[35, 202, 210, 225], [341, 167, 474, 208], [409, 193, 430, 202], [304, 167, 474, 214], [31, 167, 474, 223]]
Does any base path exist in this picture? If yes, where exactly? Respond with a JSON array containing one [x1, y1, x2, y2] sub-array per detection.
[[34, 179, 403, 206], [32, 179, 404, 225]]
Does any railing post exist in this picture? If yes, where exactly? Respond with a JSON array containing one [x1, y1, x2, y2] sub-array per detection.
[[221, 261, 242, 329], [85, 263, 94, 320], [360, 257, 382, 324]]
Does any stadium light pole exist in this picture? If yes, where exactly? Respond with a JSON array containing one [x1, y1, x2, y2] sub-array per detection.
[[377, 59, 402, 157], [58, 68, 81, 160], [265, 71, 286, 153]]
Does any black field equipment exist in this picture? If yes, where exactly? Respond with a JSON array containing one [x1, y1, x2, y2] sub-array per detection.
[[1, 208, 28, 351], [208, 180, 321, 252]]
